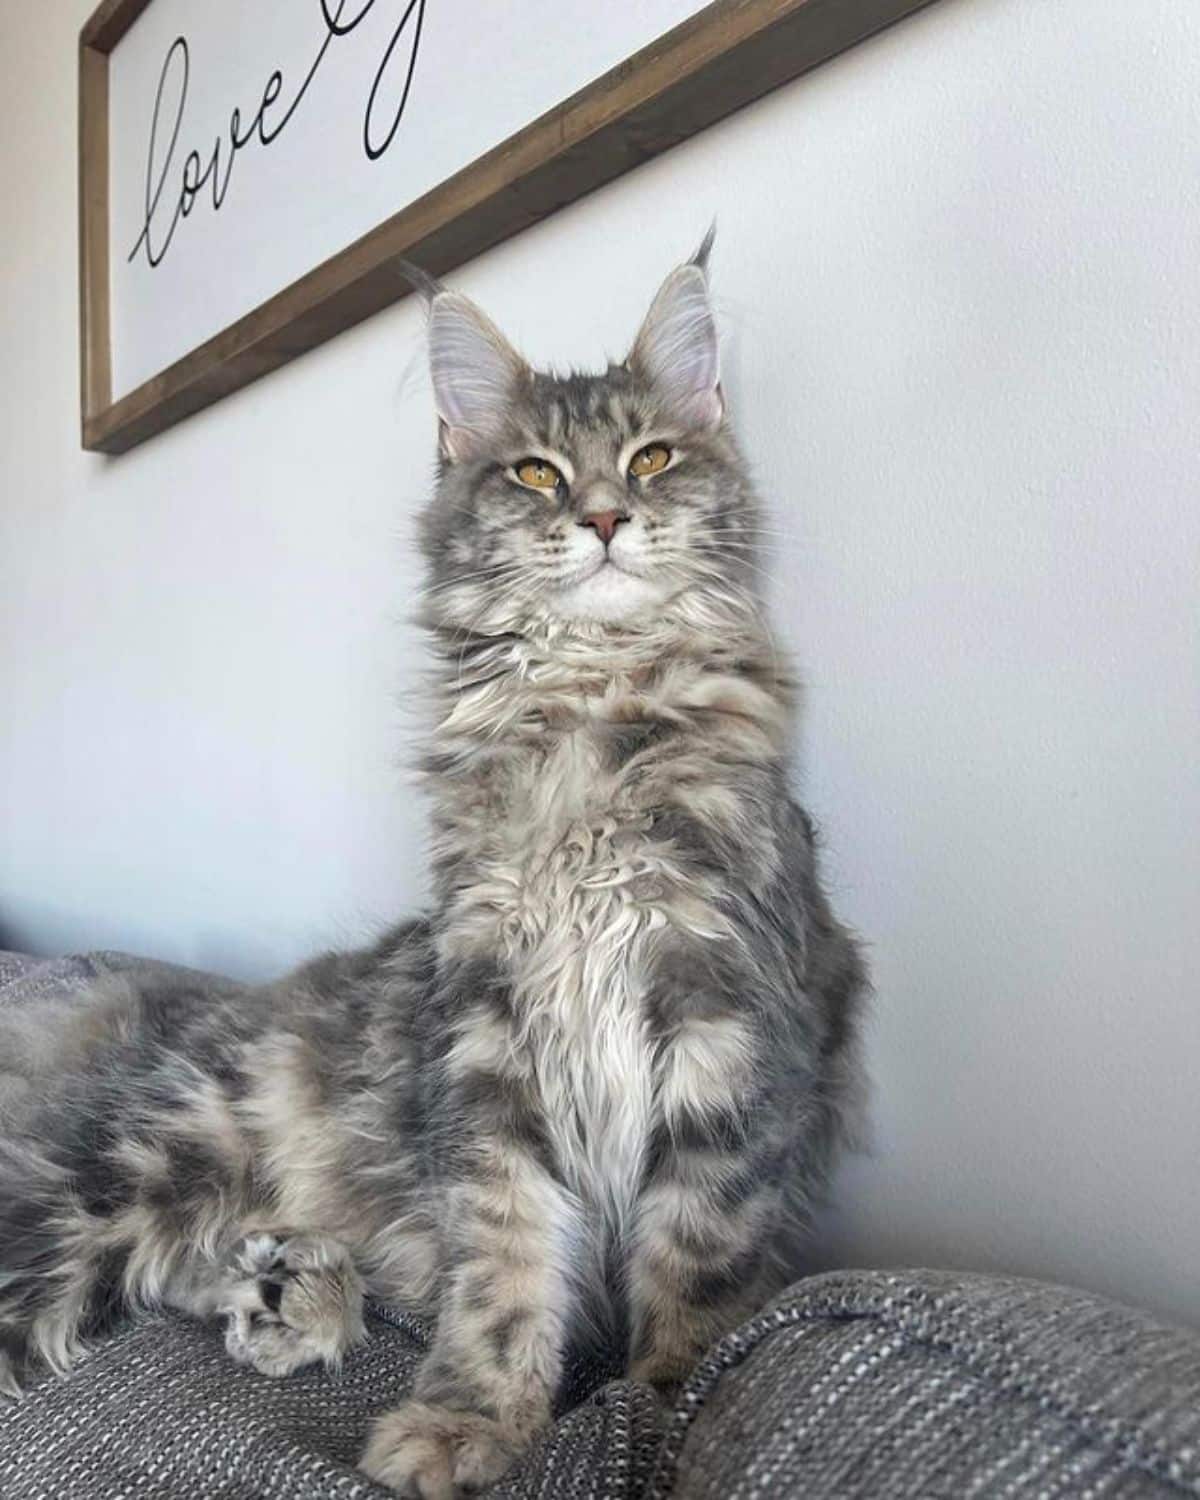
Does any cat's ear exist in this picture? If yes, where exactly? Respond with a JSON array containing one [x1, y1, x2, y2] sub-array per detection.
[[628, 227, 723, 431], [422, 284, 528, 462]]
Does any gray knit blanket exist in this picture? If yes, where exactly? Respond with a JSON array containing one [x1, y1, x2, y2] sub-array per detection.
[[2, 951, 1198, 1498]]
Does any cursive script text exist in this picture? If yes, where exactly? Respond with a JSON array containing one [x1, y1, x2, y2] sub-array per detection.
[[128, 0, 428, 269]]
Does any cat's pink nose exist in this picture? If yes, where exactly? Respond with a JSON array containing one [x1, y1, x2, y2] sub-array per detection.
[[579, 510, 629, 546]]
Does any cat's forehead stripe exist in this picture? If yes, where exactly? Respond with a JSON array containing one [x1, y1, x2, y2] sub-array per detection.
[[528, 370, 640, 448]]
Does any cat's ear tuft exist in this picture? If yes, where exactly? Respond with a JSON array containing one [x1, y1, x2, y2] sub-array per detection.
[[629, 230, 723, 431], [394, 257, 443, 306], [690, 221, 717, 276], [424, 290, 527, 462]]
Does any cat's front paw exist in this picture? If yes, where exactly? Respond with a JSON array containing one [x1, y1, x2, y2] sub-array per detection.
[[220, 1230, 364, 1377], [360, 1401, 521, 1498]]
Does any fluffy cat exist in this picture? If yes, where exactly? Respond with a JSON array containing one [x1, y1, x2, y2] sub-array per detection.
[[0, 236, 867, 1496]]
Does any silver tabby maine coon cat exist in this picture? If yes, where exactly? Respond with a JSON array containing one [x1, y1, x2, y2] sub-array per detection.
[[0, 236, 866, 1496]]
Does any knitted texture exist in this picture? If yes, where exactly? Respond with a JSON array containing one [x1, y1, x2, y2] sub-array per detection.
[[0, 1303, 661, 1500], [653, 1268, 1200, 1499]]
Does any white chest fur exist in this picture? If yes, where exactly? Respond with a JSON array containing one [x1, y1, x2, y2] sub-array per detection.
[[448, 726, 666, 1225]]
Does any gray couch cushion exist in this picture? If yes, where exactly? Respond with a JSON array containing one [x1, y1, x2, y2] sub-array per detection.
[[651, 1268, 1200, 1498], [0, 1303, 662, 1500]]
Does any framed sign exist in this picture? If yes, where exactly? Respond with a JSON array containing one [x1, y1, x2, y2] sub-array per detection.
[[79, 0, 935, 454]]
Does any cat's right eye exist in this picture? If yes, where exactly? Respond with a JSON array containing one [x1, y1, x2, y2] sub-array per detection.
[[514, 459, 563, 492], [629, 444, 672, 478]]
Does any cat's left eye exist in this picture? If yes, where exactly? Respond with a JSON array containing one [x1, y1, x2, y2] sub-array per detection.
[[629, 444, 672, 478], [514, 458, 563, 491]]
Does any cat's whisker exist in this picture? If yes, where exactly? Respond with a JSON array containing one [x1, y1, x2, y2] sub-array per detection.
[[424, 561, 528, 597]]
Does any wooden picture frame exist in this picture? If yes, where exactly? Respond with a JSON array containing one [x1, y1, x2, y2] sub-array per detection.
[[79, 0, 935, 455]]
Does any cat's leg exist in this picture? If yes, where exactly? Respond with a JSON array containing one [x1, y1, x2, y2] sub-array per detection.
[[361, 986, 577, 1497], [360, 1169, 575, 1496], [628, 1005, 786, 1388], [164, 1228, 365, 1376]]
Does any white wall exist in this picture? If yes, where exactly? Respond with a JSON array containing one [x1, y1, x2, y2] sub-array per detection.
[[2, 0, 1197, 1328]]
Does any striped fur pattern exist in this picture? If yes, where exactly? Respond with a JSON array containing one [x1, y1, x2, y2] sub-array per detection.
[[0, 240, 867, 1495]]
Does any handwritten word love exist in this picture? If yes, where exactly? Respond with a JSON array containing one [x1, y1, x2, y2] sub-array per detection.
[[128, 0, 427, 269]]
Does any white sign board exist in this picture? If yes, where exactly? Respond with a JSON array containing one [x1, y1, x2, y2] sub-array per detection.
[[107, 0, 708, 400]]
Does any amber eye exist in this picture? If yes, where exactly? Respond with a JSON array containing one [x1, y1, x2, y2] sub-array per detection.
[[629, 444, 672, 478], [514, 458, 563, 491]]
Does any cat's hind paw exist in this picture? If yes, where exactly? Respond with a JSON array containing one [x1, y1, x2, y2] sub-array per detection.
[[359, 1401, 521, 1498], [220, 1229, 364, 1377]]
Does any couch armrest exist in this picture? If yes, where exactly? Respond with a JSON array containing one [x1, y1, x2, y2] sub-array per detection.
[[651, 1268, 1200, 1498]]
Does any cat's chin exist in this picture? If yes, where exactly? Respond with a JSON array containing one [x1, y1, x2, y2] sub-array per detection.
[[550, 563, 667, 625]]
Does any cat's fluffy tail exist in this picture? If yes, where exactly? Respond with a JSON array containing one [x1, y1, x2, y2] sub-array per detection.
[[0, 1038, 153, 1397], [0, 1127, 83, 1396]]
